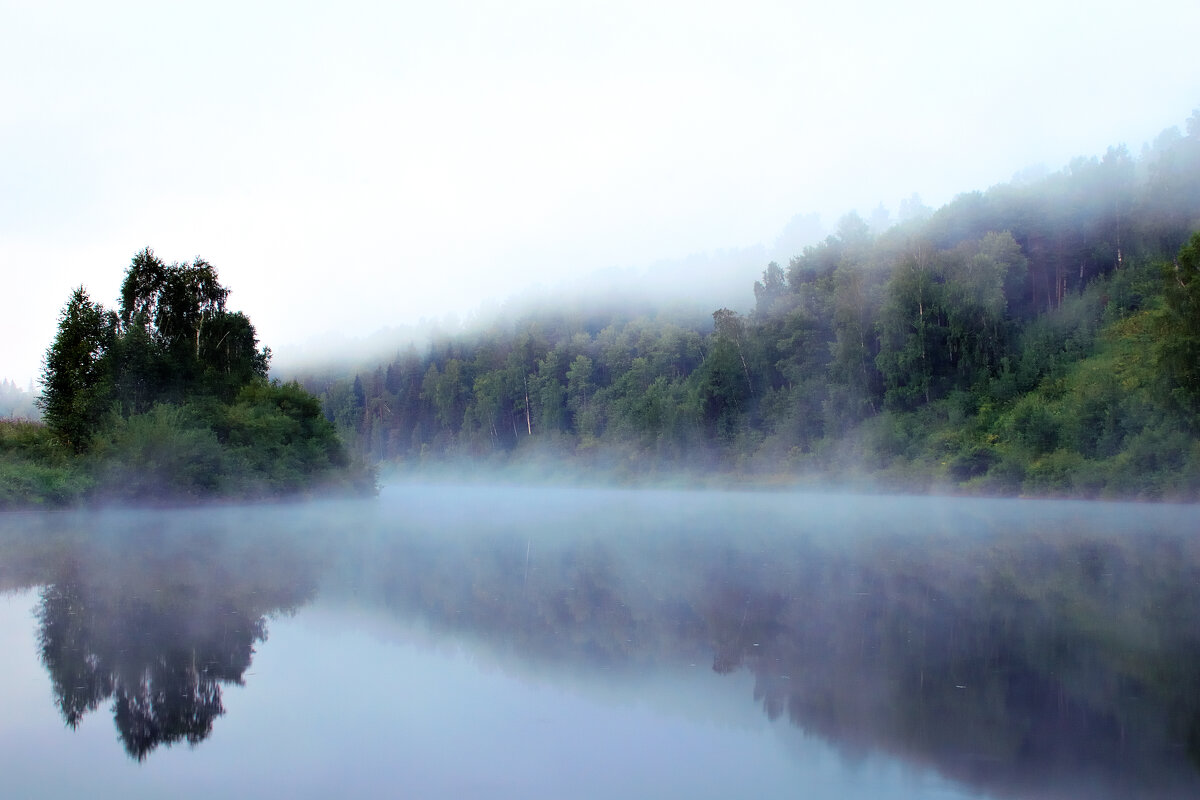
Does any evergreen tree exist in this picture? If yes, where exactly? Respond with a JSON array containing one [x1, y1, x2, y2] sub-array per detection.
[[37, 288, 114, 452]]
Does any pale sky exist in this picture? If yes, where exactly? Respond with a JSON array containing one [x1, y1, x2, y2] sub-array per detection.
[[4, 0, 1199, 386]]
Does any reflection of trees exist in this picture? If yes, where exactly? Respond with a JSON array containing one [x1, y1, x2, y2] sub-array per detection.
[[702, 579, 785, 679], [30, 521, 318, 761], [351, 507, 1200, 800], [688, 530, 1200, 798], [12, 493, 1200, 795], [38, 577, 266, 759]]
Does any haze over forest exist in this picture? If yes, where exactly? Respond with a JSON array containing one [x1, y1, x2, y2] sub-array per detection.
[[295, 109, 1200, 499], [4, 1, 1200, 389], [7, 103, 1200, 503]]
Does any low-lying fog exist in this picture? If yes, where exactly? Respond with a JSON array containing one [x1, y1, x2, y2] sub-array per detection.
[[1, 485, 1198, 799]]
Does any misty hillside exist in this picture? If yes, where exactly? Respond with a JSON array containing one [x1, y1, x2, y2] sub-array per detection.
[[298, 111, 1198, 497]]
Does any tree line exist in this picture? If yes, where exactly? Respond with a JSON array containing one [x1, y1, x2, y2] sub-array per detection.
[[311, 110, 1200, 498]]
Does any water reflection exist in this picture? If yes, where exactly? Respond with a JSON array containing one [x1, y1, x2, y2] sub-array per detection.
[[2, 490, 1199, 799], [5, 510, 319, 760], [694, 528, 1200, 796], [346, 490, 1200, 799]]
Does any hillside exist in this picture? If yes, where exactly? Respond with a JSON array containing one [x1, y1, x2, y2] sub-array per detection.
[[307, 111, 1200, 499]]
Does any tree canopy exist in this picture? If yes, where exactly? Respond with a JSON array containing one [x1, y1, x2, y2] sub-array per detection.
[[17, 248, 371, 506], [39, 248, 271, 450]]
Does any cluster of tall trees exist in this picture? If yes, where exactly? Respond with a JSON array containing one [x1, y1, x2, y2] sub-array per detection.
[[2, 249, 370, 507], [313, 111, 1200, 498], [39, 249, 270, 452]]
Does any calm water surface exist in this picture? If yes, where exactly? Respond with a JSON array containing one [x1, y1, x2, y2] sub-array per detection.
[[1, 485, 1198, 799]]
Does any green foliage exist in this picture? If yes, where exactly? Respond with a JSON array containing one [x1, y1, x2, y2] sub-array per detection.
[[37, 288, 114, 452], [112, 248, 269, 406], [17, 249, 368, 508], [1158, 231, 1200, 413], [79, 383, 369, 504], [301, 111, 1200, 499], [0, 420, 92, 507], [967, 301, 1200, 499], [225, 380, 353, 483], [89, 404, 227, 501], [39, 248, 272, 444], [1, 418, 68, 463], [875, 233, 1023, 410]]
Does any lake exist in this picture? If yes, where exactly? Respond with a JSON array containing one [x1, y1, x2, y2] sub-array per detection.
[[1, 484, 1198, 799]]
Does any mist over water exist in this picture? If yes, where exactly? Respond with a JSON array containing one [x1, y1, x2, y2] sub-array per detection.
[[2, 486, 1199, 798]]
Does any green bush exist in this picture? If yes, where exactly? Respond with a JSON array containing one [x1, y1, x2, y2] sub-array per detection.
[[88, 405, 228, 502], [0, 420, 93, 508], [1008, 398, 1059, 455], [0, 458, 92, 507], [1023, 450, 1087, 496]]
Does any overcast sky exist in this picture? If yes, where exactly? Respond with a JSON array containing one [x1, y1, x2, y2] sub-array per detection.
[[4, 0, 1199, 386]]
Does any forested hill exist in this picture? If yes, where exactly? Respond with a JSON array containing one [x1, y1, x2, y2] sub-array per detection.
[[303, 111, 1200, 499]]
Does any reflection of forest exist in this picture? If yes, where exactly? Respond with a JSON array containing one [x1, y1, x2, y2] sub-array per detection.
[[5, 493, 1200, 798], [697, 533, 1200, 798], [4, 511, 319, 760], [342, 497, 1200, 800]]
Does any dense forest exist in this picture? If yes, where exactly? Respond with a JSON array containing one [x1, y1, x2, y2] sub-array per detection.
[[0, 250, 374, 508], [304, 111, 1200, 499]]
